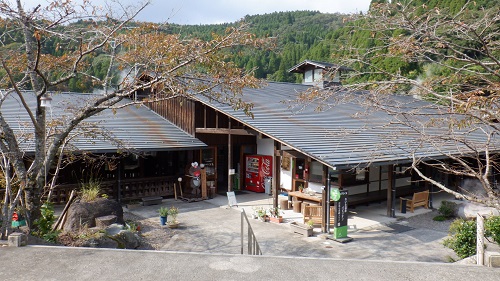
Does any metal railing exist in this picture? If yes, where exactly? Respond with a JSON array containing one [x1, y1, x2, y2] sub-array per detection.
[[240, 209, 262, 255]]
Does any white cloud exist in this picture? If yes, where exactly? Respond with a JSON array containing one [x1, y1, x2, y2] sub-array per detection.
[[16, 0, 371, 24], [140, 0, 371, 24]]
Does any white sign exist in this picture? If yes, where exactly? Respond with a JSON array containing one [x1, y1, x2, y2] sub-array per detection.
[[227, 191, 238, 207]]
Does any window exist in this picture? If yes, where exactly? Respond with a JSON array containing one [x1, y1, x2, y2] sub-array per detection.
[[309, 161, 323, 183], [314, 69, 323, 82], [341, 168, 367, 185], [395, 165, 411, 178], [304, 70, 313, 82]]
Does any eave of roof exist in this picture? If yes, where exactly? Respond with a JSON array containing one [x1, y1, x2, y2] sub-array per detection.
[[1, 91, 206, 154], [191, 82, 498, 169]]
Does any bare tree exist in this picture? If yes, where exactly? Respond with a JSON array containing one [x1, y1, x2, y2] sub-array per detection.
[[0, 0, 269, 234], [300, 1, 499, 209]]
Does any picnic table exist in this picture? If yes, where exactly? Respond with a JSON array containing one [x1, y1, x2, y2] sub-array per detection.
[[288, 191, 323, 205]]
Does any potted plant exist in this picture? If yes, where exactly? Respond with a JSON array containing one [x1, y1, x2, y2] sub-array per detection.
[[255, 207, 268, 222], [159, 207, 169, 226], [268, 206, 283, 223], [167, 206, 180, 228]]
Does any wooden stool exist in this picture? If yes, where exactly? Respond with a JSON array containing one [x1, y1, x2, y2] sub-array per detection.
[[280, 199, 289, 210], [293, 201, 302, 213], [301, 202, 310, 214]]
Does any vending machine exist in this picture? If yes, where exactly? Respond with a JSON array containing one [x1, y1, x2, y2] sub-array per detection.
[[245, 155, 272, 193]]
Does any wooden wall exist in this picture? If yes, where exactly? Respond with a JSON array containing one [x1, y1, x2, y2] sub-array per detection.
[[146, 96, 196, 135]]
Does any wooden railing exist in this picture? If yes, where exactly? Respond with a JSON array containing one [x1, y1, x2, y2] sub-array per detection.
[[240, 209, 262, 255], [48, 176, 178, 204]]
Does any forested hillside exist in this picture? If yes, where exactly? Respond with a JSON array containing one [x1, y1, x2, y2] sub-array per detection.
[[165, 11, 345, 83], [1, 0, 496, 92], [328, 0, 499, 85]]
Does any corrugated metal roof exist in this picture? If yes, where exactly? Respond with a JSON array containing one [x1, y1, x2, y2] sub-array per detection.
[[288, 60, 352, 73], [1, 92, 206, 153], [194, 82, 497, 169]]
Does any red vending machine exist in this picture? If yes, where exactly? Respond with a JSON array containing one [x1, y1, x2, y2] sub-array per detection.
[[245, 155, 272, 193]]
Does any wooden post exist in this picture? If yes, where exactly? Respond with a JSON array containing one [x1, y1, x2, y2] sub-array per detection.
[[174, 182, 178, 200], [201, 167, 207, 199]]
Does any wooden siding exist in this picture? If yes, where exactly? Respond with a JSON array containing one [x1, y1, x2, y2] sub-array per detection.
[[146, 96, 196, 135]]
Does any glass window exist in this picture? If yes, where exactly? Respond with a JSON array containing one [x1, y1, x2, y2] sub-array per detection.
[[341, 168, 367, 185], [304, 70, 313, 82], [309, 161, 323, 183], [314, 69, 323, 82]]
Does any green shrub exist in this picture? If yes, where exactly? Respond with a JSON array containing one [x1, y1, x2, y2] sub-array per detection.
[[433, 215, 446, 221], [485, 216, 500, 244], [33, 203, 60, 243], [80, 179, 102, 202], [438, 201, 457, 218], [443, 219, 477, 259]]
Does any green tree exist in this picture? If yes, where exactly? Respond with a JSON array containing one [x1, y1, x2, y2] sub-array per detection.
[[0, 0, 268, 238], [306, 0, 500, 209]]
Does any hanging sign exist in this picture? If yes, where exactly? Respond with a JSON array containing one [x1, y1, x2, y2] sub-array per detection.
[[330, 187, 341, 201]]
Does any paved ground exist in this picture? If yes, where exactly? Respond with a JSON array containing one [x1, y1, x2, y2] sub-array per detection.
[[125, 191, 459, 262], [1, 246, 499, 281], [3, 191, 499, 280]]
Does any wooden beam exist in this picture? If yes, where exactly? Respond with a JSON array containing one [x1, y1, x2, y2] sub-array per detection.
[[195, 128, 255, 136]]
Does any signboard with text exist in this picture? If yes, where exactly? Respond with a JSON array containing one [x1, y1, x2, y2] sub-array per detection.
[[334, 190, 348, 239]]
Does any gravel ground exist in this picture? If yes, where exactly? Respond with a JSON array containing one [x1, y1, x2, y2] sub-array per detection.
[[123, 212, 174, 250], [400, 209, 453, 233]]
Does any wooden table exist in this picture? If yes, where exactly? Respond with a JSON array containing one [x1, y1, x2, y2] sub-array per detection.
[[288, 191, 323, 205]]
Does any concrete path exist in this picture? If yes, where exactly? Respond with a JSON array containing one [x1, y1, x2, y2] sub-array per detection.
[[2, 246, 499, 281], [3, 191, 499, 280], [126, 191, 458, 262]]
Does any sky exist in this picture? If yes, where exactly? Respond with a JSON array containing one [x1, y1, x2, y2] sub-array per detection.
[[21, 0, 372, 25], [140, 0, 372, 24]]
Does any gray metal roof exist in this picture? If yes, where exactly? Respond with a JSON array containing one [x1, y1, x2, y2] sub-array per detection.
[[194, 82, 497, 169], [288, 60, 352, 73], [1, 92, 206, 153]]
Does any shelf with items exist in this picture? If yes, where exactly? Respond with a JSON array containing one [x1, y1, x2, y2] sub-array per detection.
[[292, 178, 307, 192], [200, 146, 217, 193]]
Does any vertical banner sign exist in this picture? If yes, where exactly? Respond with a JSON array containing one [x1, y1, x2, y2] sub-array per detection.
[[333, 189, 348, 239]]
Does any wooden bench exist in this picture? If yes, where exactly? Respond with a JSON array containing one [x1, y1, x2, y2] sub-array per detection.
[[303, 205, 335, 225], [400, 190, 429, 213], [141, 196, 163, 206]]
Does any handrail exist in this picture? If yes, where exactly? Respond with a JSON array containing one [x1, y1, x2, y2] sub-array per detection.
[[240, 209, 262, 255]]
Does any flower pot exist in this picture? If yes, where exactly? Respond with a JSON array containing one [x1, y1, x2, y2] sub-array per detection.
[[160, 216, 167, 226], [290, 222, 313, 237], [269, 216, 283, 223], [168, 221, 180, 228]]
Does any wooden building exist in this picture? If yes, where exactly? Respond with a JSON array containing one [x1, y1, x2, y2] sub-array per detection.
[[137, 60, 471, 218]]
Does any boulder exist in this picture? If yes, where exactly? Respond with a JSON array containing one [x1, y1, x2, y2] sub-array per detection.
[[105, 224, 140, 249], [63, 198, 124, 232], [457, 202, 500, 219], [95, 215, 117, 228]]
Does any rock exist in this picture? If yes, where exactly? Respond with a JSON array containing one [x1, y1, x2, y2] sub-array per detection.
[[106, 224, 125, 236], [116, 230, 140, 249], [104, 224, 140, 249], [95, 215, 117, 228], [457, 202, 500, 219], [63, 198, 124, 232]]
